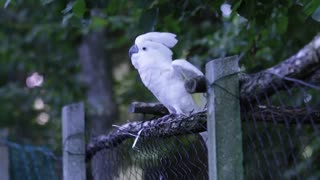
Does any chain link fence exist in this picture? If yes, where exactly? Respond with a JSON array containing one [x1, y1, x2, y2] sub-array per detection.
[[87, 113, 208, 180], [86, 75, 320, 180], [242, 78, 320, 179], [2, 141, 61, 180]]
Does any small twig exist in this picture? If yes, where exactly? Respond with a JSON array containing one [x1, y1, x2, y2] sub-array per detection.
[[132, 128, 144, 151]]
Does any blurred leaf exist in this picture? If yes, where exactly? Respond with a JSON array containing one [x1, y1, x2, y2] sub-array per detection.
[[311, 7, 320, 22], [4, 0, 10, 8], [276, 15, 288, 34], [41, 0, 54, 5], [302, 0, 320, 16], [90, 17, 108, 30], [73, 0, 86, 18], [61, 2, 74, 14], [162, 15, 180, 33], [237, 0, 256, 20], [138, 8, 158, 32], [211, 0, 225, 10], [61, 13, 73, 26], [137, 0, 154, 8], [231, 0, 243, 12]]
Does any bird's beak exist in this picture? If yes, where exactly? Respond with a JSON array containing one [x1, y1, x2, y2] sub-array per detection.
[[129, 44, 139, 58]]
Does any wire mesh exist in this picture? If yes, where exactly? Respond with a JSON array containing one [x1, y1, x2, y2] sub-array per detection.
[[6, 141, 60, 180], [89, 121, 208, 180], [242, 77, 320, 180], [88, 75, 320, 180]]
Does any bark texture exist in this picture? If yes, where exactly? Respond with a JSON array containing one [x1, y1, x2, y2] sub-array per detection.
[[130, 101, 169, 116], [240, 34, 320, 104], [86, 111, 207, 161]]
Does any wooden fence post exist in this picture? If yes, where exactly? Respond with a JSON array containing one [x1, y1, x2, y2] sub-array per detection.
[[62, 102, 86, 180], [0, 128, 9, 180], [206, 56, 243, 180]]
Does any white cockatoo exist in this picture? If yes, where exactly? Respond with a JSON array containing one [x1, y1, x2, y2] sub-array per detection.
[[129, 32, 205, 115]]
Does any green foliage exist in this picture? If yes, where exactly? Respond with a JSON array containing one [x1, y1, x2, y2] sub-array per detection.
[[0, 0, 319, 173], [0, 1, 85, 150], [72, 0, 86, 18], [312, 6, 320, 22]]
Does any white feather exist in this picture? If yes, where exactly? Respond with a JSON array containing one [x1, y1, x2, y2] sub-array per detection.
[[130, 32, 208, 145], [172, 59, 204, 79], [135, 32, 178, 48], [131, 32, 205, 114]]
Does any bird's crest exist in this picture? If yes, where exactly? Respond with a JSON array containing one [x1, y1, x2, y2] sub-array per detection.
[[135, 32, 178, 48]]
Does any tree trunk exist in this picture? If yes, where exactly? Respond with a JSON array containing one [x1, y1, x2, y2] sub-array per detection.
[[79, 28, 118, 179]]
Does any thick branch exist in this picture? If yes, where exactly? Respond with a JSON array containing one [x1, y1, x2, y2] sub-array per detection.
[[309, 69, 320, 85], [129, 102, 169, 116], [130, 102, 320, 124], [86, 111, 207, 161], [186, 34, 320, 98], [87, 104, 320, 161], [240, 34, 320, 102]]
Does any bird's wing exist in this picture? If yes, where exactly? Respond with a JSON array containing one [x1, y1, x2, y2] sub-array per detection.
[[172, 59, 206, 111], [172, 59, 204, 79]]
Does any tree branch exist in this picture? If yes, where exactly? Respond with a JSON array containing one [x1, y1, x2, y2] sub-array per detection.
[[186, 34, 320, 101], [130, 102, 320, 124], [87, 105, 320, 161], [129, 102, 169, 116], [86, 111, 207, 161], [240, 34, 320, 102], [308, 69, 320, 85]]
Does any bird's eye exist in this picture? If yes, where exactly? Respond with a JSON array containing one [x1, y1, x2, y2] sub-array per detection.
[[142, 47, 147, 51]]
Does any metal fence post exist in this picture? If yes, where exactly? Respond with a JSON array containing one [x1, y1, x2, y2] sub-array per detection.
[[0, 128, 9, 180], [206, 56, 243, 180], [62, 102, 86, 180]]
